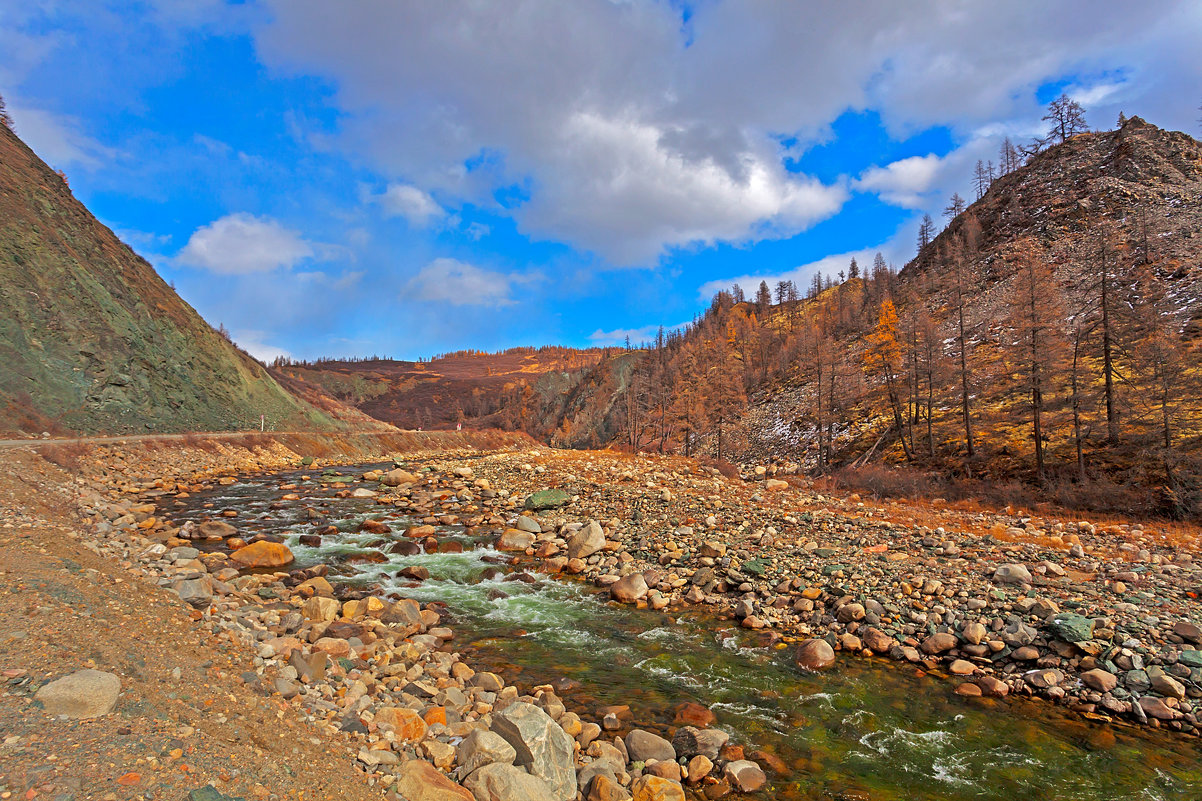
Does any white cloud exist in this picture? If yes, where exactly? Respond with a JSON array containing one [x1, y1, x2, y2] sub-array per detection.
[[8, 105, 117, 168], [379, 183, 445, 227], [404, 258, 517, 307], [697, 243, 912, 303], [232, 329, 292, 363], [254, 1, 1202, 265], [176, 213, 313, 274], [588, 323, 684, 347], [854, 154, 943, 209]]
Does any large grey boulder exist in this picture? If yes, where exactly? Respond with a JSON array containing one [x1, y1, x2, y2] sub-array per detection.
[[624, 729, 675, 763], [35, 669, 120, 718], [671, 726, 729, 761], [457, 729, 517, 775], [992, 563, 1032, 584], [609, 572, 649, 603], [566, 520, 605, 560], [490, 702, 575, 801], [463, 763, 558, 801]]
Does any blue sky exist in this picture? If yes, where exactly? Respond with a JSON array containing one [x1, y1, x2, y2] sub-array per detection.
[[3, 1, 1200, 361]]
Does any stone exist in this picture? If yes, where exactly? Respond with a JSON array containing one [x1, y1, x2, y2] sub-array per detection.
[[497, 530, 536, 551], [764, 479, 789, 491], [567, 520, 606, 560], [723, 760, 767, 793], [686, 755, 713, 783], [1178, 650, 1202, 669], [288, 650, 326, 683], [610, 573, 649, 603], [961, 622, 987, 645], [197, 520, 238, 539], [230, 540, 293, 568], [920, 632, 958, 655], [34, 669, 120, 718], [187, 788, 245, 801], [393, 760, 473, 801], [1081, 668, 1118, 693], [514, 515, 542, 533], [673, 701, 715, 727], [671, 727, 729, 761], [457, 729, 517, 775], [860, 627, 894, 653], [992, 564, 1032, 584], [625, 729, 675, 763], [1047, 613, 1095, 643], [949, 659, 976, 675], [172, 577, 214, 607], [976, 675, 1009, 697], [380, 469, 418, 487], [1172, 621, 1202, 645], [1151, 673, 1186, 700], [794, 638, 835, 670], [836, 603, 865, 623], [302, 596, 341, 622], [1139, 696, 1182, 721], [463, 763, 558, 801], [376, 706, 428, 741], [630, 775, 685, 801], [586, 774, 631, 801], [524, 489, 571, 511], [491, 702, 576, 801]]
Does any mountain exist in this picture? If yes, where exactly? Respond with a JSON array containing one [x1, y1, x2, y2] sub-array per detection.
[[309, 117, 1202, 515], [0, 121, 372, 436]]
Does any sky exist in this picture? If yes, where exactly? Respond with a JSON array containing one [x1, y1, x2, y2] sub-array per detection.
[[3, 1, 1200, 362]]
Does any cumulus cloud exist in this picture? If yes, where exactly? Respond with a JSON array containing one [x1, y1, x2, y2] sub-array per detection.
[[379, 183, 445, 227], [403, 258, 517, 307], [588, 323, 686, 347], [697, 243, 913, 303], [176, 213, 313, 274], [253, 1, 1202, 266], [854, 154, 943, 209]]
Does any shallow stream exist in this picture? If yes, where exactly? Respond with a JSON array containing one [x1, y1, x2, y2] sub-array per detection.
[[173, 465, 1202, 800]]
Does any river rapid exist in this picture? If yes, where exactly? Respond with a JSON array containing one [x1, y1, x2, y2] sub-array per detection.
[[172, 464, 1202, 800]]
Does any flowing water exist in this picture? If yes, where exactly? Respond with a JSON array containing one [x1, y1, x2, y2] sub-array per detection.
[[174, 465, 1202, 800]]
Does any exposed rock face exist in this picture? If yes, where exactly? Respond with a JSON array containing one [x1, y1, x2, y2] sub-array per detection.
[[34, 669, 120, 718], [490, 702, 576, 801]]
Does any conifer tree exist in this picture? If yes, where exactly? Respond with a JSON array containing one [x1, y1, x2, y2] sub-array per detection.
[[863, 298, 912, 462]]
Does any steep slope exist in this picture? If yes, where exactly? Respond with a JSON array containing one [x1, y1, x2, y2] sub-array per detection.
[[0, 122, 359, 435]]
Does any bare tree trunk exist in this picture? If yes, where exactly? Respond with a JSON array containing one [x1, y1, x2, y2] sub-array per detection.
[[1100, 242, 1119, 445], [954, 263, 975, 457]]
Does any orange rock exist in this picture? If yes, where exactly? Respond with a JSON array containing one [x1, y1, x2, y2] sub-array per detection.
[[673, 701, 715, 728], [230, 540, 294, 568], [117, 773, 141, 786], [393, 760, 472, 801], [376, 706, 428, 742], [423, 706, 448, 726]]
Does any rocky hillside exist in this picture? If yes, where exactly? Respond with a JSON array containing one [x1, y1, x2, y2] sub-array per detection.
[[0, 122, 368, 436]]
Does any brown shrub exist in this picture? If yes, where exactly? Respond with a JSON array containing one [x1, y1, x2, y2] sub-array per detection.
[[700, 457, 740, 479]]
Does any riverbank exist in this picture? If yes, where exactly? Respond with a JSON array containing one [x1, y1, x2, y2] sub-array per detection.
[[2, 438, 1201, 800]]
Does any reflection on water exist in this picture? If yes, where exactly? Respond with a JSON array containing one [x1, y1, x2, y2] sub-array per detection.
[[174, 467, 1202, 800]]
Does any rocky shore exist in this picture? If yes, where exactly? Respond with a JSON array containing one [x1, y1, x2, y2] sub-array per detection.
[[6, 439, 1202, 801]]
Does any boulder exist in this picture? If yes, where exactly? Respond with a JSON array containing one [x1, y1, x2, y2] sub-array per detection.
[[491, 702, 576, 801], [567, 520, 606, 560], [764, 479, 789, 491], [624, 729, 675, 763], [992, 563, 1032, 584], [172, 577, 214, 607], [230, 540, 293, 568], [463, 763, 557, 801], [380, 469, 419, 487], [524, 489, 571, 511], [1081, 668, 1118, 693], [457, 729, 517, 775], [288, 650, 327, 683], [671, 726, 728, 761], [302, 596, 341, 622], [34, 669, 120, 718], [609, 573, 649, 603], [860, 627, 894, 653], [723, 760, 767, 793], [375, 706, 428, 741], [920, 632, 958, 655], [586, 774, 630, 801], [1047, 613, 1095, 643], [393, 760, 473, 801], [497, 530, 536, 552], [794, 638, 835, 670], [629, 776, 685, 801], [196, 520, 237, 539]]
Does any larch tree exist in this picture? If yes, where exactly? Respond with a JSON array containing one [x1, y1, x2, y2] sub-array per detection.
[[917, 214, 935, 255], [1129, 264, 1188, 482], [0, 93, 11, 130], [972, 160, 991, 200], [863, 298, 913, 462], [1006, 241, 1068, 483], [944, 192, 966, 221], [755, 280, 772, 316], [1043, 93, 1088, 143]]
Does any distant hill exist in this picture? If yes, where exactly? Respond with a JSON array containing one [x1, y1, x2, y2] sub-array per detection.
[[0, 121, 376, 436], [272, 346, 605, 433]]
